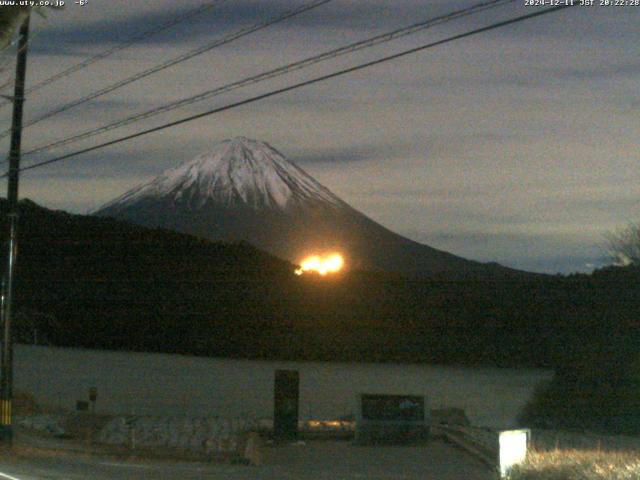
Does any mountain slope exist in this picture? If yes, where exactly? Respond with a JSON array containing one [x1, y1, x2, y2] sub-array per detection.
[[4, 199, 637, 368], [99, 137, 345, 212], [95, 137, 523, 278]]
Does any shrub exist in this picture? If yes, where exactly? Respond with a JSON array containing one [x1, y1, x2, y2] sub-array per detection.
[[518, 355, 640, 435]]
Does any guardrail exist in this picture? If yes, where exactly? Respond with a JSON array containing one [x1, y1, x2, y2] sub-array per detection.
[[434, 425, 532, 478], [432, 425, 499, 475]]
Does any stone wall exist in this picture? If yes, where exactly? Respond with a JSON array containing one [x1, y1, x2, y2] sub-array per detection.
[[97, 415, 258, 452]]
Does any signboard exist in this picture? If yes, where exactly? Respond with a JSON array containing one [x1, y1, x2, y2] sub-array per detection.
[[356, 394, 429, 444], [361, 394, 425, 422]]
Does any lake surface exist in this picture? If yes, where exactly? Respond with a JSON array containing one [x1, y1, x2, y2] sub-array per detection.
[[15, 344, 552, 429]]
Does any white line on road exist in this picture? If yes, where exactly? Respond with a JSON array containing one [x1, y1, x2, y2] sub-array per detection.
[[0, 470, 22, 480]]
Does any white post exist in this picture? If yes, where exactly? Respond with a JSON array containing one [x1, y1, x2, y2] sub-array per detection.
[[499, 429, 530, 478]]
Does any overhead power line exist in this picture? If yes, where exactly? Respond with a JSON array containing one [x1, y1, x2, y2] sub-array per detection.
[[0, 31, 23, 60], [5, 4, 576, 179], [0, 1, 225, 109], [0, 28, 43, 86], [0, 0, 333, 139], [23, 0, 515, 158], [0, 25, 43, 70], [0, 47, 18, 77], [0, 73, 15, 93]]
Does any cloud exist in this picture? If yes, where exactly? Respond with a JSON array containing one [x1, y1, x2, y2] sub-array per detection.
[[290, 141, 418, 164], [411, 229, 609, 274], [6, 0, 637, 276], [30, 0, 413, 53]]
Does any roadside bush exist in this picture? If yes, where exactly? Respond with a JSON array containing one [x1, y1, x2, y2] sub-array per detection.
[[518, 355, 640, 435]]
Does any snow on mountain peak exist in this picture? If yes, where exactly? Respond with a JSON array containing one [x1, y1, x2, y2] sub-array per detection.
[[100, 137, 345, 211]]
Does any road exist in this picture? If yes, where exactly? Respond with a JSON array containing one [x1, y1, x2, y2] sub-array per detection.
[[0, 440, 495, 480]]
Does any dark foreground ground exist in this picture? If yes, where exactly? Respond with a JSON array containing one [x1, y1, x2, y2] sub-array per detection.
[[0, 439, 494, 480]]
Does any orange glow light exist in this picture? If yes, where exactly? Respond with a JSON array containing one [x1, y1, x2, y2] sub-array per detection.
[[295, 253, 344, 276]]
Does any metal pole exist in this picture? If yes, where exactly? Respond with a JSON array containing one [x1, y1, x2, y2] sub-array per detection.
[[0, 14, 30, 447]]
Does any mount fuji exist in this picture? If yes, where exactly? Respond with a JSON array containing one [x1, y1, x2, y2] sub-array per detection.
[[95, 137, 519, 278]]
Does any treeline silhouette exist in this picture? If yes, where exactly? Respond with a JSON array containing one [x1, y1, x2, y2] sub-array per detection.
[[3, 199, 638, 370]]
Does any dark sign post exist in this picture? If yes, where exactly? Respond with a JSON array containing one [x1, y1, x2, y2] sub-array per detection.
[[273, 370, 299, 442]]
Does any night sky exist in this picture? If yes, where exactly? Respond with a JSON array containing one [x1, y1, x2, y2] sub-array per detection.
[[0, 0, 637, 274]]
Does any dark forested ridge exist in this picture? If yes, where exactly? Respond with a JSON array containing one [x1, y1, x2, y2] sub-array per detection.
[[3, 199, 638, 369]]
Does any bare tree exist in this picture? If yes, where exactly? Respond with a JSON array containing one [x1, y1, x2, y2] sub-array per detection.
[[0, 6, 30, 49], [606, 222, 640, 266], [0, 5, 63, 50], [14, 307, 58, 345]]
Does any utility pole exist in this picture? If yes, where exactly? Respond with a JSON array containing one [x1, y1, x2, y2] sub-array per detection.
[[0, 14, 30, 447]]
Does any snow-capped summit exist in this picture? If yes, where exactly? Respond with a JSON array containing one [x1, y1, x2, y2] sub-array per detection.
[[99, 137, 345, 212], [95, 137, 520, 278]]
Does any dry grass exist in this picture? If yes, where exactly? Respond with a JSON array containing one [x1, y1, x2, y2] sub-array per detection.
[[508, 449, 640, 480], [530, 430, 640, 453], [456, 428, 640, 479]]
